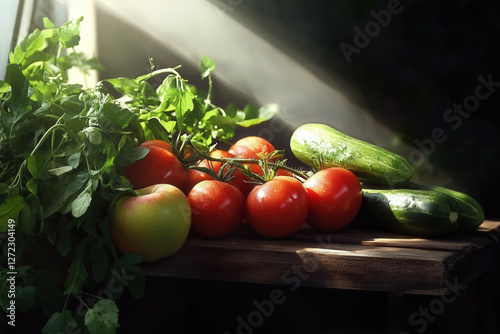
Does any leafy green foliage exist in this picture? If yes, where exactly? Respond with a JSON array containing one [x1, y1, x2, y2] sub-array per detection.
[[84, 299, 120, 334], [0, 16, 275, 333]]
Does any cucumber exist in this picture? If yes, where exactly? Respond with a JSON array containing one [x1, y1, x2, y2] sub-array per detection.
[[290, 123, 414, 186], [357, 188, 460, 236], [405, 181, 485, 232]]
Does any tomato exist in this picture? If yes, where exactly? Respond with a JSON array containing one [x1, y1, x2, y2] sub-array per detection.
[[185, 168, 214, 194], [186, 150, 247, 194], [245, 176, 308, 238], [228, 136, 276, 159], [140, 139, 174, 153], [188, 180, 245, 238], [229, 137, 278, 196], [276, 168, 294, 177], [140, 139, 194, 159], [239, 164, 294, 196], [123, 146, 188, 191], [303, 167, 362, 232]]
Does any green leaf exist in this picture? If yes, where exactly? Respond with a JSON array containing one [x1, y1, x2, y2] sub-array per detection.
[[0, 81, 10, 93], [58, 53, 105, 76], [141, 117, 172, 141], [5, 64, 31, 117], [71, 190, 92, 218], [103, 77, 140, 97], [41, 171, 88, 218], [42, 310, 77, 334], [0, 184, 10, 195], [20, 207, 36, 236], [236, 103, 279, 127], [28, 155, 41, 178], [84, 299, 120, 334], [48, 166, 74, 176], [181, 90, 195, 112], [63, 259, 88, 296], [115, 146, 149, 167], [122, 264, 145, 299], [52, 16, 84, 49], [200, 55, 215, 79], [118, 252, 143, 266], [43, 17, 57, 29], [27, 178, 38, 195], [115, 253, 145, 299], [82, 127, 103, 145], [208, 115, 236, 126], [90, 239, 110, 283], [68, 152, 81, 169], [9, 28, 48, 67], [0, 194, 27, 232], [16, 286, 37, 312]]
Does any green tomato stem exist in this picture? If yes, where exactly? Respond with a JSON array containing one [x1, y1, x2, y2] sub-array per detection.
[[189, 144, 310, 182]]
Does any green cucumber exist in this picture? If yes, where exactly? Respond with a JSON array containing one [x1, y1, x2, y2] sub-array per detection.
[[405, 181, 485, 232], [357, 188, 460, 236], [290, 123, 414, 186]]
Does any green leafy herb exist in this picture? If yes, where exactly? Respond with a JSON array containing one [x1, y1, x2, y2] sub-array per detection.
[[0, 16, 275, 333]]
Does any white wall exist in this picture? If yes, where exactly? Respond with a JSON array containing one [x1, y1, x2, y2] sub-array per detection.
[[0, 0, 21, 80]]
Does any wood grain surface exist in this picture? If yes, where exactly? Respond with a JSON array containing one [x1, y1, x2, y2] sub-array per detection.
[[142, 220, 500, 295]]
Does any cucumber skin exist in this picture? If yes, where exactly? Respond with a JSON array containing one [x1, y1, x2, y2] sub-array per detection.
[[357, 189, 459, 236], [405, 181, 485, 232], [290, 123, 414, 186]]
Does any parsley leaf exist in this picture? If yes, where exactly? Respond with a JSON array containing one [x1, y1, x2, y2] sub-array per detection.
[[84, 299, 120, 334]]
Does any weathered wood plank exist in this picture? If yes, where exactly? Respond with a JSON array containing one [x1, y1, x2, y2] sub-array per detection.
[[141, 221, 500, 294], [143, 237, 452, 292]]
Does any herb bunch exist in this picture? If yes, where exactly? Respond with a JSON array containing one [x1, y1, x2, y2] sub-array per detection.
[[0, 17, 273, 333]]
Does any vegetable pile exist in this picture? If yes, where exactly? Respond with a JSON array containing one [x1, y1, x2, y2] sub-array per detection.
[[0, 17, 485, 333]]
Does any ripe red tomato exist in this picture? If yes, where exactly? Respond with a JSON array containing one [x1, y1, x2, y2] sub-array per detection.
[[188, 180, 246, 238], [186, 150, 247, 195], [228, 136, 276, 159], [140, 139, 174, 153], [123, 145, 188, 191], [303, 167, 362, 232], [245, 176, 308, 238], [276, 168, 294, 177], [185, 168, 214, 194], [238, 165, 294, 196], [229, 137, 279, 196], [140, 139, 194, 159]]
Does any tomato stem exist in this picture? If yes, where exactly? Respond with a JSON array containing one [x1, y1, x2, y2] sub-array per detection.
[[187, 142, 310, 183]]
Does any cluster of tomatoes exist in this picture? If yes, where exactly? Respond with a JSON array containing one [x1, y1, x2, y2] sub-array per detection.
[[123, 136, 363, 239]]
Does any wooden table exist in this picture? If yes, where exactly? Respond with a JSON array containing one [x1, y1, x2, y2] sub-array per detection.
[[142, 220, 500, 333]]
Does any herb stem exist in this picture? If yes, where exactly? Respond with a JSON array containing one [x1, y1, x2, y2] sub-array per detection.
[[136, 67, 182, 83], [204, 74, 213, 109]]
